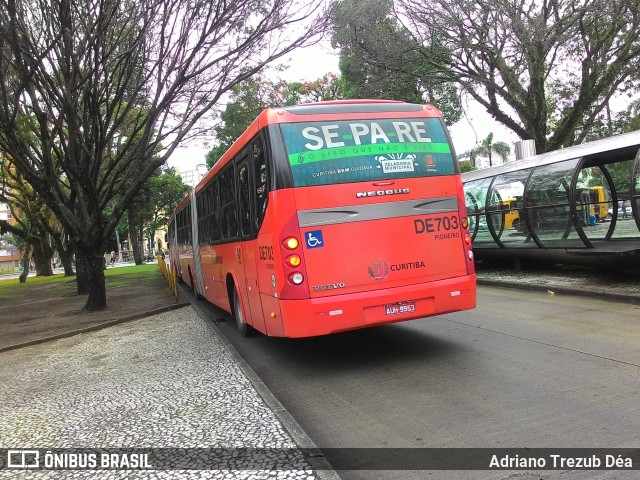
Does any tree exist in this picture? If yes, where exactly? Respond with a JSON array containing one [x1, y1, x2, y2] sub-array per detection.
[[618, 98, 640, 134], [0, 156, 55, 279], [470, 133, 511, 168], [332, 0, 462, 125], [398, 0, 640, 152], [459, 160, 476, 173], [135, 167, 189, 258], [0, 0, 330, 310], [206, 76, 302, 168], [206, 74, 343, 168], [299, 74, 343, 103]]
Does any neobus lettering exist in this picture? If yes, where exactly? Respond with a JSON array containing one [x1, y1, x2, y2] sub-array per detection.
[[356, 188, 410, 198], [302, 121, 433, 151]]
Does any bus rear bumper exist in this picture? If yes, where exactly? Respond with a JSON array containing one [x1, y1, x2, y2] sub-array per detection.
[[278, 274, 476, 337]]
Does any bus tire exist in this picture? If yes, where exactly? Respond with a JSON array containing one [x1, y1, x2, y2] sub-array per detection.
[[233, 288, 252, 337]]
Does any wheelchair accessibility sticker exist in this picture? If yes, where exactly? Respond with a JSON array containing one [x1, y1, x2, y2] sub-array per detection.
[[305, 230, 324, 249]]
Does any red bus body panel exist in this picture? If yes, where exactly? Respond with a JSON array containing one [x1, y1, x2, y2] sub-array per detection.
[[170, 100, 476, 337], [278, 275, 475, 337]]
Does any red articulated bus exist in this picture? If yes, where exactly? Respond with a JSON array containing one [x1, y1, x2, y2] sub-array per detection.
[[168, 100, 476, 338]]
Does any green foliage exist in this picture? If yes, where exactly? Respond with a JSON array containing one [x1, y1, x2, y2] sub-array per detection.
[[605, 159, 634, 199], [398, 0, 640, 152], [206, 74, 343, 168], [576, 98, 640, 143], [332, 0, 461, 125], [141, 167, 190, 241], [206, 76, 301, 168], [459, 161, 476, 173], [0, 155, 57, 273], [616, 98, 640, 135]]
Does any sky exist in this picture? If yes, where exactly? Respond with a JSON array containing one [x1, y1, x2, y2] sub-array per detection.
[[167, 42, 518, 173]]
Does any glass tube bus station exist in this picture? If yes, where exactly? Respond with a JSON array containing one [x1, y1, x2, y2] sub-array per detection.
[[462, 131, 640, 271]]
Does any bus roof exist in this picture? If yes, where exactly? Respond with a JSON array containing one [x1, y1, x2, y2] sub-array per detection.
[[195, 100, 444, 194]]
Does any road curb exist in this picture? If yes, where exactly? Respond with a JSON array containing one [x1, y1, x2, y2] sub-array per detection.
[[0, 302, 191, 354], [187, 290, 341, 480], [477, 278, 640, 303]]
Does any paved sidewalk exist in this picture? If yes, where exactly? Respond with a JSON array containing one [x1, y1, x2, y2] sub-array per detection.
[[476, 264, 640, 303], [0, 307, 338, 479]]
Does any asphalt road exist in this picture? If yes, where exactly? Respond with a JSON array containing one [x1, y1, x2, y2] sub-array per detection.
[[196, 286, 640, 480]]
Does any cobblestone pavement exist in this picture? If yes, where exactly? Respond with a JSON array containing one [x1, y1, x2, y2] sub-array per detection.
[[0, 307, 328, 480]]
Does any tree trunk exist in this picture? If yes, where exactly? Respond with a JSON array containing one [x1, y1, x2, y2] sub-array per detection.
[[32, 246, 54, 276], [60, 249, 75, 276], [128, 205, 144, 265], [52, 231, 76, 276], [18, 256, 29, 283], [75, 254, 90, 295], [83, 255, 107, 310], [138, 222, 145, 264]]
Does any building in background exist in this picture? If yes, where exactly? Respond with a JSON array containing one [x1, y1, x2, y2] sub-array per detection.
[[0, 201, 15, 226], [474, 155, 508, 170], [179, 163, 208, 189]]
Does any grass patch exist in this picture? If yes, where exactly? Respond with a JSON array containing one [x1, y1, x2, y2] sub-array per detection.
[[105, 263, 161, 288], [0, 262, 162, 300], [0, 269, 21, 277]]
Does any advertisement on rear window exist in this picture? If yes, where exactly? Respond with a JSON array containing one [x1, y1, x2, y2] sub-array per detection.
[[280, 118, 456, 187]]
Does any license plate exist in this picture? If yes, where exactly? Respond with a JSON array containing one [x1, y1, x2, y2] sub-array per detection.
[[385, 301, 416, 316]]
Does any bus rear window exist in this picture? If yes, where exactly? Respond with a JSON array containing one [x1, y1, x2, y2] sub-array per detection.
[[280, 118, 456, 187]]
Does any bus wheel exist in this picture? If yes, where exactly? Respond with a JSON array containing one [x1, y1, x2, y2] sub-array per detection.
[[233, 288, 252, 337]]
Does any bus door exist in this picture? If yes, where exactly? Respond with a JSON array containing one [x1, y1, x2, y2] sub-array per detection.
[[236, 156, 266, 333]]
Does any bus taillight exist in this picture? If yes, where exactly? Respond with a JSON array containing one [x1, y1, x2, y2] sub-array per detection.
[[283, 237, 299, 249], [286, 255, 301, 267], [464, 233, 472, 245], [289, 273, 304, 285], [461, 217, 469, 229]]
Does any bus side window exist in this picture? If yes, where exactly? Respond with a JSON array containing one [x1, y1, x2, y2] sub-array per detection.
[[219, 166, 238, 240], [253, 138, 269, 231], [210, 180, 221, 243], [186, 204, 192, 245], [237, 158, 252, 238]]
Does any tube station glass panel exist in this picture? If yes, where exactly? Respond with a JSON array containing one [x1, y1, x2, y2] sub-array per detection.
[[603, 158, 640, 239], [486, 169, 533, 247], [526, 159, 584, 247], [575, 166, 613, 242], [463, 177, 497, 247], [633, 154, 640, 231]]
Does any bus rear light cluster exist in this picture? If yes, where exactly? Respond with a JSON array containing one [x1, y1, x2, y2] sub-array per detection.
[[461, 217, 469, 229], [282, 235, 306, 288], [464, 233, 472, 245]]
